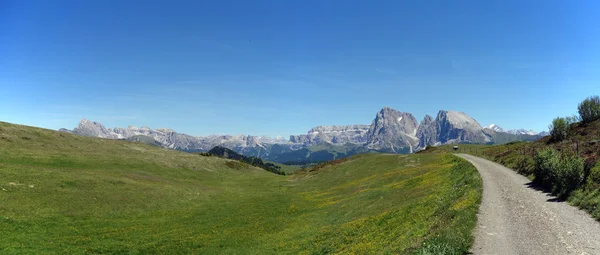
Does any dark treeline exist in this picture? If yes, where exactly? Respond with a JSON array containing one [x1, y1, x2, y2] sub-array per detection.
[[199, 146, 286, 175]]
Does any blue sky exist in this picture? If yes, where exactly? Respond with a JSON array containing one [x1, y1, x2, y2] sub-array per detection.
[[1, 1, 599, 137]]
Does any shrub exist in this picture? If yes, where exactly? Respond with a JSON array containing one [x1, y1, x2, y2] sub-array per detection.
[[534, 148, 560, 186], [584, 156, 598, 182], [554, 155, 584, 197], [534, 148, 585, 197], [589, 163, 600, 185], [578, 95, 600, 124], [515, 156, 534, 176], [549, 117, 568, 142]]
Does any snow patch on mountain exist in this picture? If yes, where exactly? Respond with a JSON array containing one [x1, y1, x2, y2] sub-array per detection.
[[485, 124, 505, 132]]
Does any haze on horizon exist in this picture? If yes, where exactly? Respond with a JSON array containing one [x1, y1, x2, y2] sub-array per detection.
[[1, 1, 599, 137]]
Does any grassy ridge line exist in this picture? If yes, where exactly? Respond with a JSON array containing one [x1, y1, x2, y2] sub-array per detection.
[[1, 121, 482, 254]]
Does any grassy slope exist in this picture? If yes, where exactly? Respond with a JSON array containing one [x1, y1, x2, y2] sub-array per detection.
[[436, 119, 600, 220], [266, 161, 301, 174], [1, 121, 481, 254]]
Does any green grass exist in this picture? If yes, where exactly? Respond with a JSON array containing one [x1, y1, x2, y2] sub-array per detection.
[[266, 161, 301, 174], [1, 121, 482, 254]]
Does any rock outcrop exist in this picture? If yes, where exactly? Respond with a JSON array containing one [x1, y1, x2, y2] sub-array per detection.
[[365, 107, 419, 153], [289, 125, 370, 145]]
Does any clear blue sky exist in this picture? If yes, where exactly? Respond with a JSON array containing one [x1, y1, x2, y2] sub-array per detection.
[[1, 0, 599, 137]]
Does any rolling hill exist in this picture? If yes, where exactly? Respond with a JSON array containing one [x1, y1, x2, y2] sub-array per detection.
[[0, 121, 481, 254]]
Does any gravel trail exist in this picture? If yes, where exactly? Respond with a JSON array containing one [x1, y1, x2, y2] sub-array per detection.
[[457, 154, 600, 255]]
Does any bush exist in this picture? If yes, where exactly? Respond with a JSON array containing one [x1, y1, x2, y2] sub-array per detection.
[[515, 156, 534, 175], [534, 148, 560, 185], [534, 148, 584, 197], [549, 117, 568, 142], [589, 163, 600, 185], [555, 155, 584, 197], [584, 156, 598, 182], [578, 95, 600, 124]]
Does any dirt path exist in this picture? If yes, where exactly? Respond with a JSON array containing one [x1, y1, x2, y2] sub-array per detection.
[[457, 154, 600, 255]]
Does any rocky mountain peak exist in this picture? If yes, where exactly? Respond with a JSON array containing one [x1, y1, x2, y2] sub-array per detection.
[[420, 115, 434, 125], [416, 115, 437, 149], [366, 108, 419, 153], [437, 110, 482, 130], [371, 107, 419, 135], [73, 118, 120, 139], [485, 124, 504, 132], [435, 110, 488, 144]]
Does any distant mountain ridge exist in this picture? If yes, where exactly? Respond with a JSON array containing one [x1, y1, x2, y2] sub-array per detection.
[[483, 124, 547, 136], [486, 124, 504, 132], [62, 118, 288, 151], [60, 107, 544, 162], [289, 125, 370, 145]]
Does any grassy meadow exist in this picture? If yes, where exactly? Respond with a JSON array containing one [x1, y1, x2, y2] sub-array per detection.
[[1, 121, 481, 254]]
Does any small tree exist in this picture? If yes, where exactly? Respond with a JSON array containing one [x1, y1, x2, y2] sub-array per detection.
[[578, 95, 600, 124], [549, 117, 568, 142]]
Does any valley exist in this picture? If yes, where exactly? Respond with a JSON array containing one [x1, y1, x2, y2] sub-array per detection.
[[4, 2, 597, 254], [0, 121, 481, 254]]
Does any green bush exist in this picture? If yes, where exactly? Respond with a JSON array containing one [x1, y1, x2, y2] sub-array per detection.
[[584, 156, 598, 183], [534, 148, 560, 185], [578, 95, 600, 124], [555, 155, 584, 197], [589, 164, 600, 185], [534, 148, 584, 197], [549, 117, 568, 142], [515, 156, 534, 176]]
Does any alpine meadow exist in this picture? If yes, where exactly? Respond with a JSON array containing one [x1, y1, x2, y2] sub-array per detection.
[[0, 121, 481, 254], [3, 1, 600, 254]]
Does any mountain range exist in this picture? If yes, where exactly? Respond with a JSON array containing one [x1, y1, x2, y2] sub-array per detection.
[[60, 107, 545, 163], [484, 124, 548, 136]]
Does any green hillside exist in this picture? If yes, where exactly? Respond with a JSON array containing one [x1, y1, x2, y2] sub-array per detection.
[[0, 121, 481, 254], [439, 118, 600, 220], [124, 135, 162, 147]]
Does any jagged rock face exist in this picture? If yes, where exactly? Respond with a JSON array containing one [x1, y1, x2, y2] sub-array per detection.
[[72, 119, 122, 139], [365, 107, 419, 153], [435, 110, 489, 144], [416, 115, 437, 149], [63, 119, 287, 151], [289, 125, 370, 145]]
